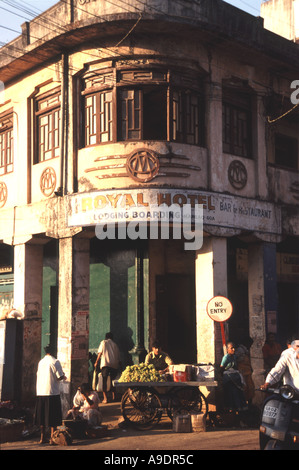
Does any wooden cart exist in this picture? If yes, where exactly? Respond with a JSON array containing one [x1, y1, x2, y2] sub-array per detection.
[[114, 380, 217, 430]]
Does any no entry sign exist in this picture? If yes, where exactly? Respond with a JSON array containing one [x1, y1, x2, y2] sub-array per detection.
[[206, 296, 233, 353], [206, 296, 233, 322]]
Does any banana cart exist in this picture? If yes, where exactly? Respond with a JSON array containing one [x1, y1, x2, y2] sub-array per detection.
[[114, 380, 217, 430]]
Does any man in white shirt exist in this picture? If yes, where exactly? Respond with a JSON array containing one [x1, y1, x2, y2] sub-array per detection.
[[34, 345, 66, 444], [67, 383, 102, 425], [94, 332, 121, 403], [261, 340, 299, 393]]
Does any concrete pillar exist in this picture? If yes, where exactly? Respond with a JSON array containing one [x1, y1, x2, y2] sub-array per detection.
[[206, 76, 223, 192], [248, 242, 278, 399], [13, 243, 43, 402], [58, 236, 90, 415], [195, 236, 228, 411], [195, 237, 228, 366], [255, 94, 268, 199]]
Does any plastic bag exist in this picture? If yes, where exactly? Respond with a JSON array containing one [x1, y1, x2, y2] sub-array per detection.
[[96, 373, 111, 392]]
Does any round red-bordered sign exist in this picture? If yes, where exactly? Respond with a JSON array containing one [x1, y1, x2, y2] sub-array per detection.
[[206, 296, 233, 322]]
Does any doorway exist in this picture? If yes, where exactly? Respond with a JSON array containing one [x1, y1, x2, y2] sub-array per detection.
[[49, 286, 58, 356], [89, 238, 149, 367], [156, 273, 196, 364]]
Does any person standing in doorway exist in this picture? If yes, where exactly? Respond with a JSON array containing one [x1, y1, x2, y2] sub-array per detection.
[[94, 332, 121, 403], [34, 345, 66, 444]]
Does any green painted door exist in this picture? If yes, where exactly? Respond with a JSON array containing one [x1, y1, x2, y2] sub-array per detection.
[[89, 239, 148, 368]]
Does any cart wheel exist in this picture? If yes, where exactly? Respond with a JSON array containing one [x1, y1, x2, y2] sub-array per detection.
[[121, 388, 162, 430], [167, 387, 208, 420]]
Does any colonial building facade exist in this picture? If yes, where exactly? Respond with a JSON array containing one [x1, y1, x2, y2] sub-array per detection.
[[0, 0, 298, 410]]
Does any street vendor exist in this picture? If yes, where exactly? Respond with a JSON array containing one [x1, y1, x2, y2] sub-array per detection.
[[145, 340, 173, 373], [65, 383, 102, 426]]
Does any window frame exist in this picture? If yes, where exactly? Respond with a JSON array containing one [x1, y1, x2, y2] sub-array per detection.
[[84, 89, 113, 145], [118, 87, 143, 141], [34, 87, 61, 164], [81, 64, 205, 148], [222, 87, 252, 159], [0, 110, 13, 175], [171, 88, 204, 146]]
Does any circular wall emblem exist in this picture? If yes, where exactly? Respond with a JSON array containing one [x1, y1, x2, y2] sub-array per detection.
[[40, 167, 56, 197], [228, 160, 247, 190], [126, 149, 159, 182], [0, 182, 7, 208]]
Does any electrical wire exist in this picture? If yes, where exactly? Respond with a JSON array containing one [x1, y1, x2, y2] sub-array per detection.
[[0, 0, 295, 69], [0, 6, 122, 78], [59, 0, 284, 95], [115, 13, 142, 46], [0, 0, 297, 119], [0, 0, 184, 83], [0, 0, 296, 182], [1, 0, 298, 47], [0, 0, 146, 77], [267, 103, 299, 123]]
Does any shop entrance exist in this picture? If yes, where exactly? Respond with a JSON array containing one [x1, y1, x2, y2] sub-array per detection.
[[156, 273, 196, 364], [89, 238, 197, 367], [41, 240, 58, 355], [89, 238, 149, 368]]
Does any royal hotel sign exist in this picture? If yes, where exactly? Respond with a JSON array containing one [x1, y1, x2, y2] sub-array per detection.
[[67, 188, 281, 236]]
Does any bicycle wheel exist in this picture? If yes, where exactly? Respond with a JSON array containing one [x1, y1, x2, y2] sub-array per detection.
[[121, 388, 162, 430], [167, 387, 208, 420]]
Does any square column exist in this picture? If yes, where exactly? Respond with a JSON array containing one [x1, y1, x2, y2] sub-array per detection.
[[206, 76, 223, 192], [195, 237, 228, 366], [58, 236, 90, 415], [13, 243, 43, 402], [248, 242, 278, 393]]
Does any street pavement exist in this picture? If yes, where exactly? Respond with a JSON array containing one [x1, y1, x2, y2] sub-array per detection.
[[0, 402, 260, 453]]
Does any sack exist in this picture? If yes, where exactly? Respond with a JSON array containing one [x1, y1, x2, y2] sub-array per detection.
[[51, 429, 72, 446], [96, 372, 111, 392]]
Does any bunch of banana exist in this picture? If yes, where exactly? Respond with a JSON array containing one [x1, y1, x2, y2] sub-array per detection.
[[118, 363, 166, 383]]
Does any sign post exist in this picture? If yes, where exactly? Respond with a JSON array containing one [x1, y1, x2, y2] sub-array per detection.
[[206, 296, 233, 354]]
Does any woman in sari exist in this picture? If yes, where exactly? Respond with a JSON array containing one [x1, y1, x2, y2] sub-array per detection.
[[220, 342, 247, 413]]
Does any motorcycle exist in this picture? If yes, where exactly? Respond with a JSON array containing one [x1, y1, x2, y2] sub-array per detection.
[[259, 384, 299, 450]]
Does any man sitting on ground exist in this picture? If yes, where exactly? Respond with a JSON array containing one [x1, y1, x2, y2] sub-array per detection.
[[66, 383, 102, 426]]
